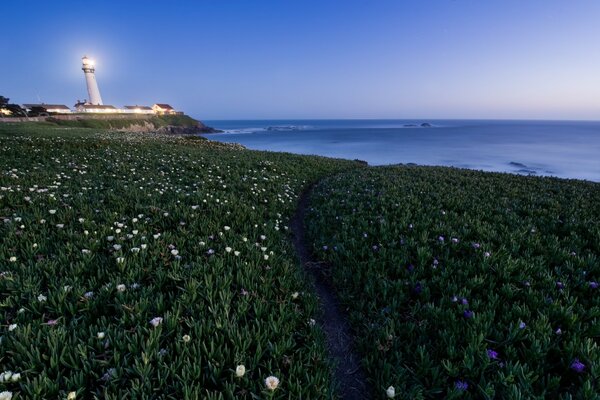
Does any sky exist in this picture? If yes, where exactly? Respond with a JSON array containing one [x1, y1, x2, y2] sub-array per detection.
[[1, 0, 600, 120]]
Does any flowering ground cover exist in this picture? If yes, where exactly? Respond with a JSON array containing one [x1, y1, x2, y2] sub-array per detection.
[[0, 123, 360, 398], [306, 166, 600, 399]]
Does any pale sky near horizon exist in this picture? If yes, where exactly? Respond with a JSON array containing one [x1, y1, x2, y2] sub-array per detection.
[[2, 0, 600, 120]]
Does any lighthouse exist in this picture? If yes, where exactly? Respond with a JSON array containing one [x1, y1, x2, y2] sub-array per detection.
[[81, 56, 103, 105]]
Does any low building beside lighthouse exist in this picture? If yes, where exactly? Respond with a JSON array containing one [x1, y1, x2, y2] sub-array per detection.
[[152, 104, 178, 115], [123, 105, 154, 114], [75, 103, 119, 113]]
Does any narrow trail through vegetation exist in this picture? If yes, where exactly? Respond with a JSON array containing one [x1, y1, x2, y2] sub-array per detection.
[[291, 182, 370, 400]]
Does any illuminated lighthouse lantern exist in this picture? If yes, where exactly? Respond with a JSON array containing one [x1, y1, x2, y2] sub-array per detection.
[[81, 56, 103, 105]]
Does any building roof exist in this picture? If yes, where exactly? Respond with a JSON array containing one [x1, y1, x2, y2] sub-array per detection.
[[124, 105, 153, 110], [23, 104, 71, 110], [153, 103, 174, 110], [79, 105, 117, 109]]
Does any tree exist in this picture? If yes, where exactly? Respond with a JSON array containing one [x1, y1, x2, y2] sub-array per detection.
[[0, 96, 9, 106]]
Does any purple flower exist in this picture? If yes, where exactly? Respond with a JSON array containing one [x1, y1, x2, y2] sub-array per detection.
[[570, 359, 585, 373], [556, 281, 564, 289], [463, 310, 474, 319], [451, 296, 458, 302], [412, 282, 422, 295], [451, 237, 459, 243], [486, 349, 499, 360], [438, 236, 445, 242], [454, 380, 468, 391], [407, 263, 415, 272], [322, 245, 328, 251], [555, 328, 562, 335], [519, 321, 526, 329], [589, 281, 599, 289], [461, 298, 469, 305], [472, 243, 481, 249]]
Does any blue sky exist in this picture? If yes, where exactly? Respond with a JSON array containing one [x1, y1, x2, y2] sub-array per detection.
[[2, 0, 600, 120]]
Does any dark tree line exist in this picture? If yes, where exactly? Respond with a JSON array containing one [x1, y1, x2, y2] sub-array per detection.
[[0, 95, 28, 117]]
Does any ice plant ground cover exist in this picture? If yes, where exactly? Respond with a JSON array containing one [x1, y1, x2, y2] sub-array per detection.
[[306, 166, 599, 399], [0, 123, 361, 398]]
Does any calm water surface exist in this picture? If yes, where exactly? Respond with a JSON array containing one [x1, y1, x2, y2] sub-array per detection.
[[202, 120, 600, 182]]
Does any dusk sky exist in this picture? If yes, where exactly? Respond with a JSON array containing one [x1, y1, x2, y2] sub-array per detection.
[[2, 0, 600, 120]]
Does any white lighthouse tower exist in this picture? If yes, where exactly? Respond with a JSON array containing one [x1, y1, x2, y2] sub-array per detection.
[[81, 56, 103, 105]]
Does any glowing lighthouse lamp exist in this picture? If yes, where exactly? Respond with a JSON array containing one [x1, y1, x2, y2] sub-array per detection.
[[81, 56, 104, 105]]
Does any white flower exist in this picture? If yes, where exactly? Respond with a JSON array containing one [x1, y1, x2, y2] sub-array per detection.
[[308, 319, 316, 326], [235, 365, 245, 378], [67, 392, 77, 400], [8, 257, 16, 263], [116, 257, 125, 264], [63, 285, 72, 292], [140, 244, 147, 250], [224, 226, 231, 231], [0, 371, 12, 383], [130, 247, 140, 253], [171, 249, 179, 256], [182, 334, 191, 343], [49, 209, 57, 214], [150, 317, 163, 327], [97, 332, 105, 339], [81, 249, 91, 254], [113, 244, 122, 251], [225, 247, 232, 253], [234, 251, 240, 256], [386, 386, 395, 398], [56, 224, 64, 229], [116, 284, 126, 292], [107, 236, 114, 241], [264, 376, 280, 391], [78, 218, 85, 223], [153, 233, 161, 239], [7, 324, 17, 332], [38, 294, 47, 302], [260, 235, 266, 241], [9, 373, 20, 382], [292, 292, 299, 299], [264, 255, 269, 260], [0, 391, 12, 400]]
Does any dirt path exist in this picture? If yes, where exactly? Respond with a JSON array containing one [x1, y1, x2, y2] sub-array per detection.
[[291, 183, 370, 400]]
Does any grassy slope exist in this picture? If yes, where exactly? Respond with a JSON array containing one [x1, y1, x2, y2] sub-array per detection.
[[0, 124, 361, 398], [40, 114, 201, 130], [306, 166, 600, 399]]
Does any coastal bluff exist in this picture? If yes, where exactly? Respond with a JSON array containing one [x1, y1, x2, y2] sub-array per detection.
[[0, 113, 220, 134]]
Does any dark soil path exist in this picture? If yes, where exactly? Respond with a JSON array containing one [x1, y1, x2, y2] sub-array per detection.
[[291, 183, 370, 399]]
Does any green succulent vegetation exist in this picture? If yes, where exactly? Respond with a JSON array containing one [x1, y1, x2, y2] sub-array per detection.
[[42, 114, 201, 130], [0, 123, 360, 398], [306, 166, 600, 399]]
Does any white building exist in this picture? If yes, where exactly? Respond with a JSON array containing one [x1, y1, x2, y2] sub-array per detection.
[[23, 104, 72, 114], [82, 56, 104, 105], [75, 104, 118, 113], [123, 105, 154, 114]]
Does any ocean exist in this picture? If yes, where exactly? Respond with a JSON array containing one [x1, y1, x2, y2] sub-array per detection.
[[202, 120, 600, 182]]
